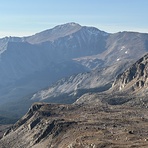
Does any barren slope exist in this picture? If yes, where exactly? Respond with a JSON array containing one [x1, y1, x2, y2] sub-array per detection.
[[0, 102, 148, 148]]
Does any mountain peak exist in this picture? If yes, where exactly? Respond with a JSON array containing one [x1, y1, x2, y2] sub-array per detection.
[[56, 22, 81, 28], [26, 22, 82, 44], [52, 22, 82, 33], [69, 22, 81, 26]]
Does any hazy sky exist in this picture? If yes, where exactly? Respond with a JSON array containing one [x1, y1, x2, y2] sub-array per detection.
[[0, 0, 147, 37]]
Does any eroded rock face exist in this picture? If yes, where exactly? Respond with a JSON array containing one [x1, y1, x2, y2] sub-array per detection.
[[112, 53, 148, 94], [1, 103, 78, 148], [3, 103, 43, 137]]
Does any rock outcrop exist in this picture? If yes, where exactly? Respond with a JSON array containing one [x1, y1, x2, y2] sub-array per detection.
[[0, 102, 148, 148], [112, 53, 148, 95]]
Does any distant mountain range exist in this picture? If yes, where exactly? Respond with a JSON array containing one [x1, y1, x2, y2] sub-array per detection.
[[0, 23, 108, 103], [0, 22, 148, 120], [1, 23, 148, 148]]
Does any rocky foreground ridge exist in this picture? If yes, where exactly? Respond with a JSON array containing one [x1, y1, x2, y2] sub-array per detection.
[[0, 102, 148, 148]]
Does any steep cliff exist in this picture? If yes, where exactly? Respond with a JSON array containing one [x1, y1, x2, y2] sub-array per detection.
[[112, 53, 148, 95]]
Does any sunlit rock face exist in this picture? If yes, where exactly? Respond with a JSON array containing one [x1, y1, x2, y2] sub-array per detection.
[[112, 53, 148, 95]]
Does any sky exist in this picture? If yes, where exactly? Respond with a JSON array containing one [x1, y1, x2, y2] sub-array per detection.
[[0, 0, 147, 38]]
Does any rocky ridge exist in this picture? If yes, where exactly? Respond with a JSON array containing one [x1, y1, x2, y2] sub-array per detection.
[[0, 101, 148, 148], [112, 53, 148, 95], [30, 60, 131, 103], [1, 22, 148, 125]]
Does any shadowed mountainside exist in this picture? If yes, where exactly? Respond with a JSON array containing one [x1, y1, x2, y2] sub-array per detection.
[[0, 23, 148, 123]]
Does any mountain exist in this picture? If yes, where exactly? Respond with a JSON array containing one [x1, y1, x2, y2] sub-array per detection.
[[1, 24, 148, 147], [25, 22, 82, 43], [0, 23, 108, 85], [0, 23, 148, 120], [75, 52, 148, 107], [0, 23, 108, 103], [30, 60, 131, 103], [101, 31, 148, 65], [0, 101, 148, 148], [112, 53, 148, 96]]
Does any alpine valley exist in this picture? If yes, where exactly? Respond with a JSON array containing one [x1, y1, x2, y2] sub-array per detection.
[[0, 23, 148, 148]]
